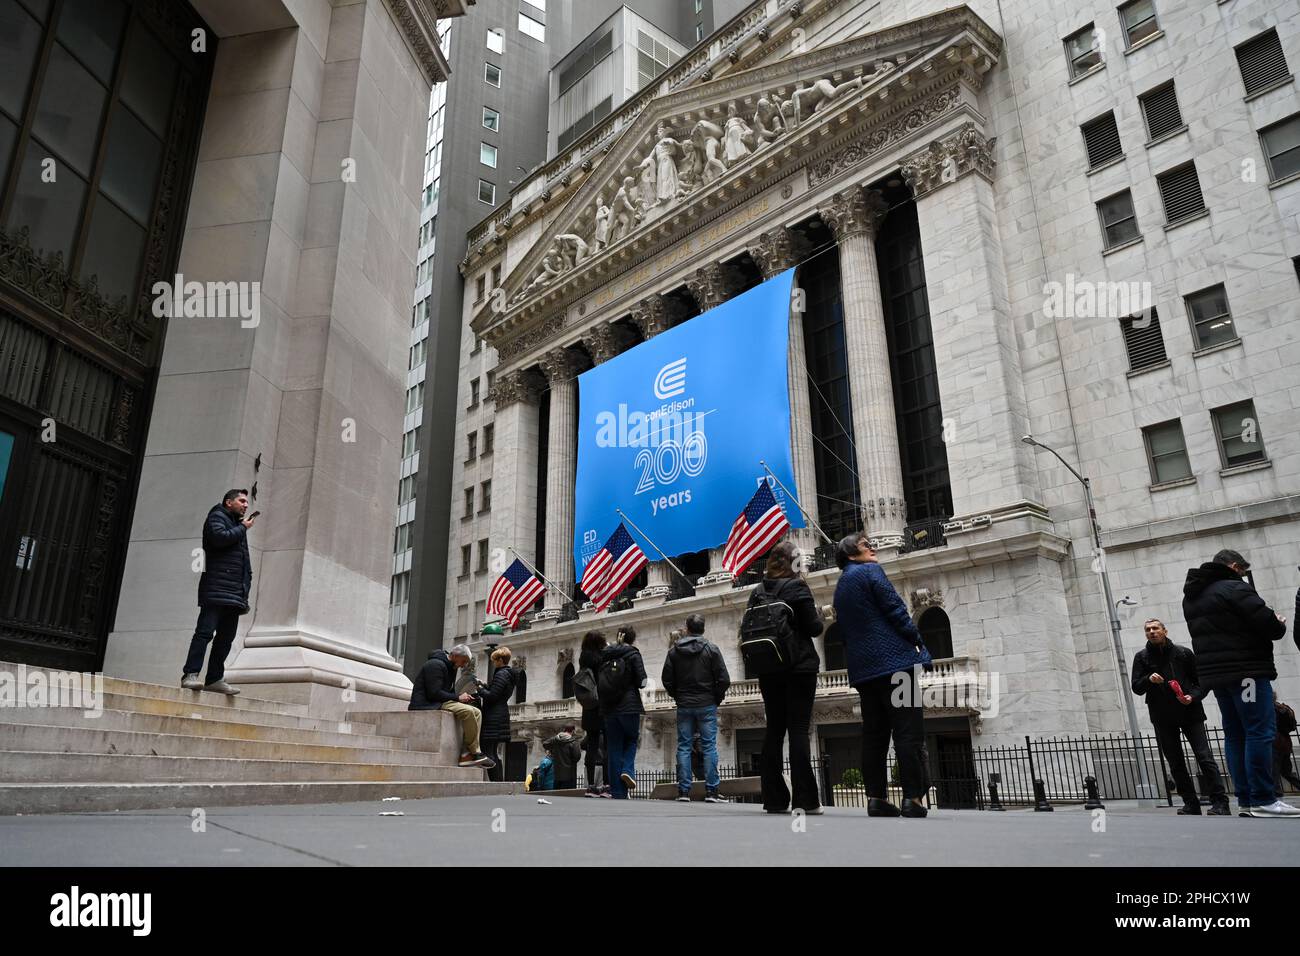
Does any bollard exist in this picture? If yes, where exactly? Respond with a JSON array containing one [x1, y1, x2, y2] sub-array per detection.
[[1033, 778, 1053, 812], [1083, 775, 1104, 810], [987, 774, 1005, 811]]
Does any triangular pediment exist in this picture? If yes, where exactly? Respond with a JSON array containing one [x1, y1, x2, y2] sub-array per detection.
[[477, 5, 1000, 340]]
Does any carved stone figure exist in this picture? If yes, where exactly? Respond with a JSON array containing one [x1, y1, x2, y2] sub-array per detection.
[[692, 119, 727, 184], [610, 176, 638, 243], [675, 139, 702, 197], [790, 75, 864, 126], [752, 94, 786, 145], [552, 233, 589, 270], [722, 103, 753, 164], [592, 196, 610, 251], [637, 123, 682, 208], [513, 252, 563, 303]]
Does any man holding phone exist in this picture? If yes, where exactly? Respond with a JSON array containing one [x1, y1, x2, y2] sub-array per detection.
[[181, 488, 255, 695]]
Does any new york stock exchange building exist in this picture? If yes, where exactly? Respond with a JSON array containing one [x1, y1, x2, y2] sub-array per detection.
[[453, 0, 1300, 782]]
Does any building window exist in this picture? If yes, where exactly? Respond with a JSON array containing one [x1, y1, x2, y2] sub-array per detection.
[[483, 422, 495, 455], [491, 263, 502, 288], [1064, 24, 1103, 78], [1097, 190, 1140, 248], [477, 179, 495, 204], [471, 334, 482, 354], [1211, 400, 1267, 468], [1156, 162, 1206, 225], [695, 23, 703, 42], [405, 382, 424, 413], [1081, 112, 1123, 169], [477, 539, 490, 573], [917, 608, 954, 660], [469, 377, 480, 407], [1143, 420, 1193, 484], [479, 480, 492, 513], [486, 27, 504, 54], [695, 0, 703, 12], [480, 142, 498, 168], [1260, 114, 1300, 182], [486, 370, 495, 393], [1235, 29, 1290, 97], [1185, 284, 1237, 350], [1120, 307, 1167, 371], [482, 106, 499, 131], [1139, 82, 1183, 141], [475, 274, 486, 302], [464, 488, 474, 519], [461, 544, 472, 576], [467, 431, 477, 461], [1119, 0, 1160, 48], [518, 11, 544, 42], [484, 62, 501, 87]]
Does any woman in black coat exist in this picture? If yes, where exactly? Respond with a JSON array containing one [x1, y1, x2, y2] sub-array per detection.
[[579, 631, 608, 795], [478, 647, 517, 782]]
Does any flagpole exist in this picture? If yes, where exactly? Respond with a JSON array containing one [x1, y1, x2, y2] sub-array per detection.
[[759, 459, 834, 546], [507, 547, 575, 609], [614, 509, 690, 584]]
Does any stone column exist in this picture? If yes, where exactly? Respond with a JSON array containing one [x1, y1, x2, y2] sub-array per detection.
[[487, 369, 542, 581], [540, 347, 585, 610], [750, 226, 820, 555], [818, 186, 905, 551], [635, 560, 673, 607]]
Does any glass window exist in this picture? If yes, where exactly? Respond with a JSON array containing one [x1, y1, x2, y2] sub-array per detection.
[[1261, 114, 1300, 182], [119, 22, 176, 135], [480, 142, 497, 168], [1097, 190, 1140, 248], [1212, 400, 1266, 468], [695, 0, 703, 12], [477, 539, 489, 572], [464, 488, 474, 518], [78, 195, 144, 303], [461, 544, 471, 576], [467, 432, 477, 460], [477, 179, 495, 204], [100, 106, 163, 224], [518, 12, 544, 42], [483, 422, 494, 454], [484, 62, 501, 87], [0, 0, 44, 119], [8, 141, 88, 260], [0, 113, 17, 192], [480, 480, 491, 512], [475, 274, 485, 301], [1064, 24, 1102, 78], [32, 42, 109, 176], [486, 27, 504, 54], [695, 24, 703, 42], [482, 106, 499, 131], [1186, 285, 1237, 349], [1142, 420, 1192, 484], [469, 377, 480, 406], [1119, 0, 1159, 47], [55, 0, 126, 85]]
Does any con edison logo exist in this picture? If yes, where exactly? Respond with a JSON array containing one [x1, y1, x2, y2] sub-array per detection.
[[653, 357, 687, 399]]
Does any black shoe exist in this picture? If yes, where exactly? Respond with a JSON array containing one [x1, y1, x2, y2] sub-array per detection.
[[1208, 802, 1232, 816], [867, 798, 901, 817], [900, 800, 928, 818], [1177, 803, 1203, 815]]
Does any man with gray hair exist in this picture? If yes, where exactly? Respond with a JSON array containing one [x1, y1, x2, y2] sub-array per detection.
[[409, 643, 494, 768]]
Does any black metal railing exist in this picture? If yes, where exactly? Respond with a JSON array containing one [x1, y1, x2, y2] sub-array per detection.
[[897, 516, 949, 555]]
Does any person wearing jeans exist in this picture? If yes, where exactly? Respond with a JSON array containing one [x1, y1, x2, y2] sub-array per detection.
[[604, 714, 641, 799], [663, 614, 731, 802], [182, 489, 255, 696], [599, 627, 647, 799], [1183, 548, 1298, 817]]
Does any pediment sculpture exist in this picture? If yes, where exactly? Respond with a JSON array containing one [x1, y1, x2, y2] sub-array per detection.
[[508, 63, 894, 307]]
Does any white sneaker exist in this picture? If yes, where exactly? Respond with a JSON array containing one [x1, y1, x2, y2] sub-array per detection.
[[676, 795, 691, 802], [181, 674, 203, 690], [1246, 800, 1300, 817]]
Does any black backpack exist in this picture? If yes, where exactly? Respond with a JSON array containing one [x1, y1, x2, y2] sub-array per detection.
[[573, 666, 599, 710], [597, 653, 634, 708], [739, 579, 796, 677]]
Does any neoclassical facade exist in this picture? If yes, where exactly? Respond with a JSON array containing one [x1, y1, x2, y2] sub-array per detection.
[[446, 0, 1300, 774]]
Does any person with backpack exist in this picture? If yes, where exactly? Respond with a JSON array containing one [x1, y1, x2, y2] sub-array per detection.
[[529, 751, 555, 792], [832, 533, 930, 818], [478, 646, 517, 783], [741, 539, 823, 815], [599, 626, 647, 799], [576, 631, 610, 797], [662, 614, 731, 802], [543, 724, 584, 790]]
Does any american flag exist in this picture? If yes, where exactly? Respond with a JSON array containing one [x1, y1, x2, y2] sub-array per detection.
[[485, 558, 545, 627], [579, 523, 647, 612], [722, 480, 791, 575]]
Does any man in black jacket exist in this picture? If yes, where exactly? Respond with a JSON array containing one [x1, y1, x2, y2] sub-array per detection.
[[1182, 549, 1297, 817], [543, 724, 583, 790], [663, 614, 732, 802], [599, 627, 647, 799], [182, 489, 254, 695], [1131, 619, 1229, 815], [409, 645, 494, 768]]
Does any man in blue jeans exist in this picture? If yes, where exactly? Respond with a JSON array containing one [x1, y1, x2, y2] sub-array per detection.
[[598, 627, 647, 799], [1183, 548, 1299, 817], [662, 614, 731, 803]]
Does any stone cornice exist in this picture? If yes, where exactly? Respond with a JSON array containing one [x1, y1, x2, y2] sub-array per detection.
[[382, 0, 459, 85], [460, 3, 1002, 275]]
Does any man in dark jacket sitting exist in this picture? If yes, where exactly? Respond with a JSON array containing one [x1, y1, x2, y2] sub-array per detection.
[[542, 724, 583, 790], [1182, 549, 1297, 817], [182, 489, 255, 695], [662, 614, 732, 802], [409, 644, 494, 768], [1131, 619, 1229, 815]]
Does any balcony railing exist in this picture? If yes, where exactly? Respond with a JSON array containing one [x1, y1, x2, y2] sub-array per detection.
[[897, 516, 949, 554]]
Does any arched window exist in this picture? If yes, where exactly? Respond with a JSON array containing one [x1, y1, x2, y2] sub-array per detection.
[[918, 607, 953, 661], [561, 663, 575, 699], [513, 669, 527, 704]]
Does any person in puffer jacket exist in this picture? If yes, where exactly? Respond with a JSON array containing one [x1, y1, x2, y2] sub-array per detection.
[[833, 532, 931, 819], [662, 614, 731, 801], [1182, 548, 1297, 817]]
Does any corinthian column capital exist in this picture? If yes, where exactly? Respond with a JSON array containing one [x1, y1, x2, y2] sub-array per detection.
[[685, 263, 731, 313], [817, 187, 888, 243], [747, 226, 799, 279], [490, 368, 541, 409], [539, 346, 586, 384], [900, 121, 997, 199], [630, 293, 672, 339]]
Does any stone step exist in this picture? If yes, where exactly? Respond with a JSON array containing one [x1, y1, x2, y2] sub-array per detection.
[[0, 706, 400, 751], [0, 723, 461, 767], [0, 780, 519, 815], [0, 751, 490, 785], [89, 691, 381, 734]]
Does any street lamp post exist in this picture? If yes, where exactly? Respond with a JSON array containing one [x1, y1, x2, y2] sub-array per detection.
[[1022, 435, 1155, 805]]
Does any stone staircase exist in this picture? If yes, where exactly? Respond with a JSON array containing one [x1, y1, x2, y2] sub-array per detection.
[[0, 664, 516, 814]]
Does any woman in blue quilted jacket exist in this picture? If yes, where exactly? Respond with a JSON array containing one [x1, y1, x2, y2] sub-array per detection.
[[832, 533, 931, 818]]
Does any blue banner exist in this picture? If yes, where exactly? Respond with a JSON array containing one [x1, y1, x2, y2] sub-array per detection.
[[574, 268, 801, 578]]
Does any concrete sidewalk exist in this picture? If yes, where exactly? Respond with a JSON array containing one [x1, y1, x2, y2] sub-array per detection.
[[2, 796, 1298, 866]]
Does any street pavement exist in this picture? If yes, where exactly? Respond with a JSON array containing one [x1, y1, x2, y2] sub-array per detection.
[[2, 795, 1299, 866]]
